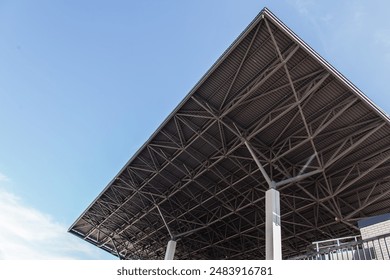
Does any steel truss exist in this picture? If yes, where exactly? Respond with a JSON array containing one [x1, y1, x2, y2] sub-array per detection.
[[69, 8, 390, 259]]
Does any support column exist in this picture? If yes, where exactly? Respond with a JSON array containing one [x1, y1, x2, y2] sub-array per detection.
[[244, 141, 318, 259], [265, 185, 282, 260], [164, 240, 177, 260]]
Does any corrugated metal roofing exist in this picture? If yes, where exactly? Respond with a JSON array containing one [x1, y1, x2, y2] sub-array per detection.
[[69, 8, 390, 259]]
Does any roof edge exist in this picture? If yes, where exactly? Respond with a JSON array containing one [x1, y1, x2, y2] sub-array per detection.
[[358, 213, 390, 228]]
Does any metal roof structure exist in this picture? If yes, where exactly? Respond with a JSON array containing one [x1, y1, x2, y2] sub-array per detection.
[[69, 8, 390, 259]]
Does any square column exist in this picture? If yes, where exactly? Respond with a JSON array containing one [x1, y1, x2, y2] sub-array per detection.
[[164, 240, 177, 260], [265, 188, 282, 260]]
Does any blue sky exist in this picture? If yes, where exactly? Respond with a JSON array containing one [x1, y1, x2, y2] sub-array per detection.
[[0, 0, 389, 259]]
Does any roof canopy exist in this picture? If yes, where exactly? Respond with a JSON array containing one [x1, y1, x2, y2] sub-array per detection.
[[69, 8, 390, 259]]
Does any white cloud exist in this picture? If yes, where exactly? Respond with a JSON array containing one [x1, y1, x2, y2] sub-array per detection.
[[291, 0, 314, 15], [0, 172, 10, 182], [0, 187, 112, 259]]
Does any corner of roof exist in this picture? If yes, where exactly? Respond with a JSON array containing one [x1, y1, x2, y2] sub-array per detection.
[[260, 6, 274, 18]]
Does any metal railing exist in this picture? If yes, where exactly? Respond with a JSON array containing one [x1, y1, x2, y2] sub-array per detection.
[[311, 235, 361, 253], [289, 233, 390, 260]]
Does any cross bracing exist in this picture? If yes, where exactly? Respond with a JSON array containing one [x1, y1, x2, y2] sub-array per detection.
[[69, 8, 390, 259]]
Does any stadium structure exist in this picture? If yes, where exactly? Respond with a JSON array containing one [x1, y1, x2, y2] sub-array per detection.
[[69, 8, 390, 260]]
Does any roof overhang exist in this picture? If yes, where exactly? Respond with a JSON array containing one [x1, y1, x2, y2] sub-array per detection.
[[69, 8, 390, 259]]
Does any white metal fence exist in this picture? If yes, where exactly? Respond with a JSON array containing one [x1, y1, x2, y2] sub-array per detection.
[[289, 233, 390, 260]]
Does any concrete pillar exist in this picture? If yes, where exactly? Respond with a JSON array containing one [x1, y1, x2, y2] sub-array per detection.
[[164, 240, 177, 260], [265, 187, 282, 260]]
